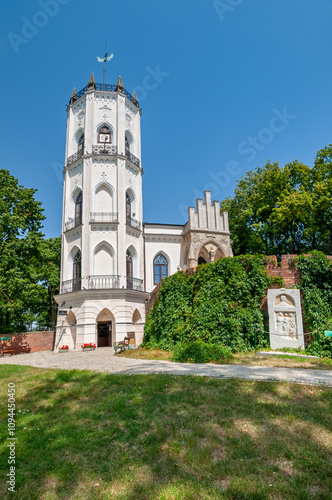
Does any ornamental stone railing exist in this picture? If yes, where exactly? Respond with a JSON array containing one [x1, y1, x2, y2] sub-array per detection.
[[87, 275, 120, 289], [90, 212, 118, 223]]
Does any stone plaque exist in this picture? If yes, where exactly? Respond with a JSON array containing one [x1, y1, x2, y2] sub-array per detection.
[[267, 288, 305, 349]]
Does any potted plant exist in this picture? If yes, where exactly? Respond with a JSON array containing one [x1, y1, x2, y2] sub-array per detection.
[[81, 343, 96, 351], [58, 345, 69, 352]]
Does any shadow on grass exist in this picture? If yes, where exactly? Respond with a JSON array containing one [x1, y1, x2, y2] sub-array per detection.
[[0, 366, 331, 500]]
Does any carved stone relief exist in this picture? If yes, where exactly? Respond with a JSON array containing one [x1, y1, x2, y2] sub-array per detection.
[[267, 289, 304, 349]]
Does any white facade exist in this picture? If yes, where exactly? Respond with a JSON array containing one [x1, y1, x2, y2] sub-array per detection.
[[54, 74, 233, 350]]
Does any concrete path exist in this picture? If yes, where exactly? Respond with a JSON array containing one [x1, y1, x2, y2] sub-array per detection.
[[0, 348, 331, 387]]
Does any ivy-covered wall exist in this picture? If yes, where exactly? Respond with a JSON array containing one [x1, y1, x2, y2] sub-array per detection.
[[144, 255, 281, 352], [144, 252, 332, 357], [292, 251, 332, 357]]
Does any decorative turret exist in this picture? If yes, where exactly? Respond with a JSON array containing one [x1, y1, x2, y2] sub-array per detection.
[[70, 87, 77, 105], [87, 72, 96, 90], [115, 75, 124, 93]]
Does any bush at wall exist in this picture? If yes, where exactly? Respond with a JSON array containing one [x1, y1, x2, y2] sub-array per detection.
[[144, 255, 280, 352], [172, 341, 233, 363], [293, 252, 332, 357]]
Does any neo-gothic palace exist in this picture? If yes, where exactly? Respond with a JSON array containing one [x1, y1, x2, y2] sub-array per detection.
[[54, 73, 233, 349]]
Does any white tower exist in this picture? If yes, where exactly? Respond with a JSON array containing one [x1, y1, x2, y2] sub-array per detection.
[[54, 74, 148, 349]]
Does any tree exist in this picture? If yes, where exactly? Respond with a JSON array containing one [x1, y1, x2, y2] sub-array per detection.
[[220, 146, 332, 256], [0, 170, 60, 332], [36, 237, 61, 331]]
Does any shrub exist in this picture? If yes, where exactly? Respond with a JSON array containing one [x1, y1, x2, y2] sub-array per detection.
[[172, 341, 233, 363]]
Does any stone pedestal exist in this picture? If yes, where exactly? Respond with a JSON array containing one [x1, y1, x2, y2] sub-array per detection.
[[267, 288, 305, 350]]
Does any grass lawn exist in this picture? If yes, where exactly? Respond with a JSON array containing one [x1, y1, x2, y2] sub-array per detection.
[[0, 365, 331, 500], [119, 348, 332, 370]]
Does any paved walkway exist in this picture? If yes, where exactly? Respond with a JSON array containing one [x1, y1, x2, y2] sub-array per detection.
[[0, 348, 331, 387]]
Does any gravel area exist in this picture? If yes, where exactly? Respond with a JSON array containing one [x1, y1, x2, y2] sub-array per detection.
[[0, 348, 331, 387]]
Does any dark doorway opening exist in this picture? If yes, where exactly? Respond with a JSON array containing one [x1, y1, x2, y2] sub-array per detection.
[[198, 256, 207, 265], [97, 321, 112, 347]]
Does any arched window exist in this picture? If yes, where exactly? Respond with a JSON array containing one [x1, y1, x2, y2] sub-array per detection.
[[125, 136, 130, 152], [98, 125, 112, 144], [126, 249, 133, 289], [73, 250, 81, 291], [126, 193, 131, 224], [154, 254, 168, 285], [75, 191, 82, 226], [78, 133, 84, 155]]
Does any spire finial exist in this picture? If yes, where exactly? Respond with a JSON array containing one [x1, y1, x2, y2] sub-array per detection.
[[87, 72, 96, 90], [70, 87, 77, 104], [116, 75, 124, 93]]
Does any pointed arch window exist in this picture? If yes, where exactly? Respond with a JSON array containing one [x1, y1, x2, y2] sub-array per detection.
[[98, 125, 112, 144], [126, 249, 133, 289], [78, 133, 84, 155], [73, 250, 81, 291], [126, 193, 131, 224], [154, 254, 168, 285], [75, 191, 82, 226]]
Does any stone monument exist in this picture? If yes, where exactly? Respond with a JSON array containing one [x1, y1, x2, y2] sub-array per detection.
[[267, 288, 305, 350]]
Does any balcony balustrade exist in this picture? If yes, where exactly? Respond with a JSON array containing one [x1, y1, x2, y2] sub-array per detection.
[[92, 144, 117, 155], [61, 278, 81, 293], [126, 216, 141, 230], [87, 275, 120, 289], [65, 215, 82, 231], [126, 150, 140, 167], [67, 149, 83, 166], [90, 212, 118, 223], [126, 277, 144, 291], [69, 83, 139, 107]]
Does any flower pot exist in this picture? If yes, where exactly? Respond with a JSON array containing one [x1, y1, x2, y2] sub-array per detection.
[[82, 348, 95, 351]]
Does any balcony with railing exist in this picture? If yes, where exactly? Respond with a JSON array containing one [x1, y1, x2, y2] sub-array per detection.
[[90, 212, 118, 223], [92, 144, 118, 155], [68, 83, 139, 108], [126, 277, 144, 291], [65, 215, 82, 231], [67, 149, 84, 166], [61, 278, 81, 293], [87, 275, 120, 289], [126, 216, 141, 230], [126, 150, 140, 167]]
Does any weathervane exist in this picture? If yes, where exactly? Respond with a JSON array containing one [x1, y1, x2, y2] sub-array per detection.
[[95, 43, 114, 85]]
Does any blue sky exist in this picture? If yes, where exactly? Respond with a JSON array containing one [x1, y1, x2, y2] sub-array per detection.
[[1, 0, 332, 237]]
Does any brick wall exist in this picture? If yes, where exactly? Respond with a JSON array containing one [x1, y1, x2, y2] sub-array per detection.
[[266, 254, 301, 287], [0, 331, 55, 354]]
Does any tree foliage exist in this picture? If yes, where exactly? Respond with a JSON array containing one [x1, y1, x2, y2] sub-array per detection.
[[220, 146, 332, 256], [144, 256, 281, 352], [0, 170, 60, 332]]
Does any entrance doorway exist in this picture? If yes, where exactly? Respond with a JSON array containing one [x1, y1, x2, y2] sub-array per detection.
[[97, 321, 112, 347]]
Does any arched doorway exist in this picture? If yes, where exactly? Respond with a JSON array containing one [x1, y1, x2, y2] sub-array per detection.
[[96, 308, 114, 347]]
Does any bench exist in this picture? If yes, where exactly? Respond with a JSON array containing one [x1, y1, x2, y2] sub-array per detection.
[[113, 337, 130, 354], [1, 345, 30, 356]]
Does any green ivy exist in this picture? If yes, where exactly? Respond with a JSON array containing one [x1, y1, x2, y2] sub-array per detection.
[[143, 255, 281, 352], [293, 251, 332, 357]]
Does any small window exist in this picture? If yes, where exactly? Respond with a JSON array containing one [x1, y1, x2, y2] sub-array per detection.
[[78, 133, 84, 154], [75, 191, 82, 225], [126, 193, 131, 223], [125, 136, 130, 151], [73, 250, 81, 291], [154, 254, 168, 285], [98, 125, 112, 144]]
